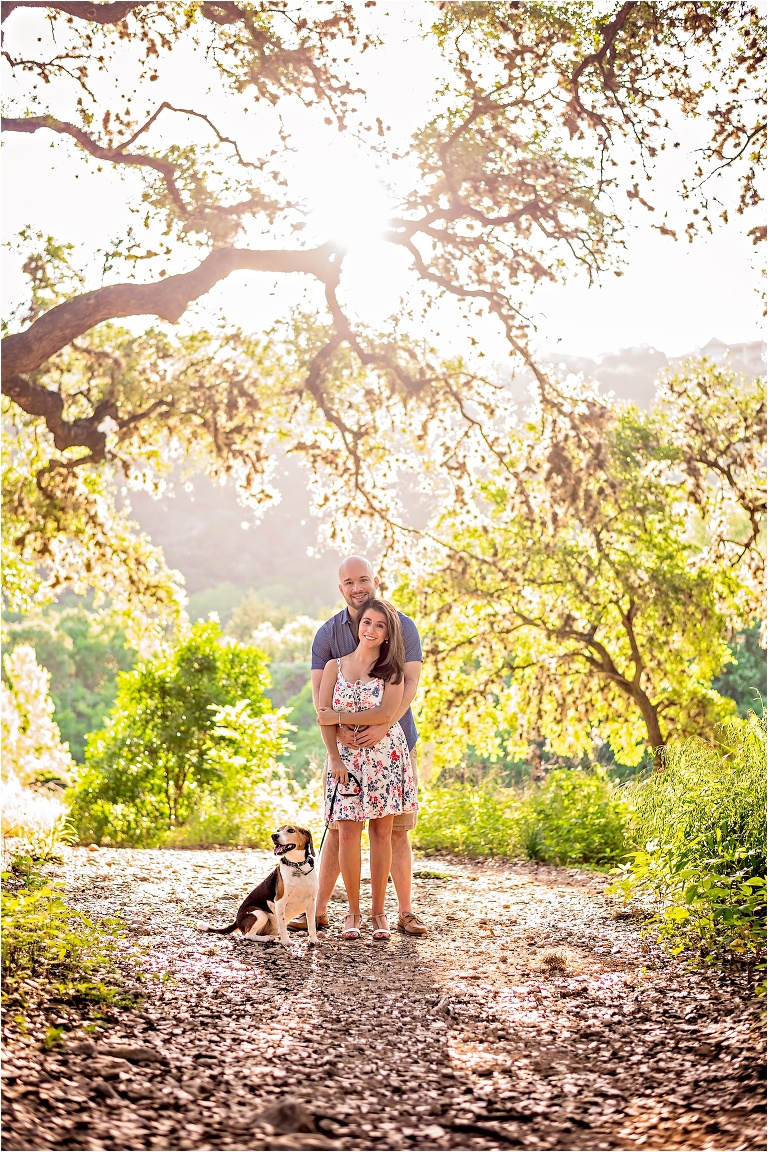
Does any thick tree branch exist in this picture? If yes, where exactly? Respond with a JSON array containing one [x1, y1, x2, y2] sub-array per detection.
[[1, 243, 341, 382], [2, 104, 265, 217], [620, 602, 645, 687], [569, 2, 636, 136], [3, 372, 116, 461], [199, 2, 246, 24], [1, 1, 149, 22], [122, 102, 261, 170]]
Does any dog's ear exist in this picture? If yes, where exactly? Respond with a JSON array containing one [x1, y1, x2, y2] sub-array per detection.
[[301, 827, 315, 857]]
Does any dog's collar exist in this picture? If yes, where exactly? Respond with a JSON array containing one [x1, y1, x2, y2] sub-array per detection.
[[280, 855, 315, 875]]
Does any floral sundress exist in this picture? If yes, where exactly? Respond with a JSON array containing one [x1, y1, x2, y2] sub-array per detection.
[[324, 660, 418, 823]]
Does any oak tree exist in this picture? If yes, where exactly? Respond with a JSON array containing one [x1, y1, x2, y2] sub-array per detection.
[[2, 1, 764, 606], [405, 361, 764, 768]]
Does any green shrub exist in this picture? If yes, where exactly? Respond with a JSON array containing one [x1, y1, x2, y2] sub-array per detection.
[[162, 703, 311, 847], [269, 662, 312, 708], [2, 858, 134, 1021], [414, 785, 519, 857], [628, 714, 766, 872], [611, 714, 767, 968], [518, 767, 629, 866], [714, 623, 766, 717], [414, 767, 628, 864], [69, 622, 292, 846]]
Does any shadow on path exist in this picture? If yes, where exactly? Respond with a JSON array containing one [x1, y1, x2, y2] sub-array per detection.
[[2, 848, 764, 1151]]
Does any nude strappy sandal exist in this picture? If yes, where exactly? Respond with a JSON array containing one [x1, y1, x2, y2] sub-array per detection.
[[342, 913, 362, 940], [371, 914, 390, 941]]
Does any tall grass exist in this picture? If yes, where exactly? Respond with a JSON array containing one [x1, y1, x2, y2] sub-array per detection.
[[612, 714, 766, 970], [629, 715, 766, 875]]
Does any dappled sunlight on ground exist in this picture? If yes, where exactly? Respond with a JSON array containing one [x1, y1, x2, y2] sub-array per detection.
[[2, 848, 764, 1151]]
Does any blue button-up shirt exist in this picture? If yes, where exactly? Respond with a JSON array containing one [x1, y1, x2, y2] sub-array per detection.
[[311, 607, 422, 750]]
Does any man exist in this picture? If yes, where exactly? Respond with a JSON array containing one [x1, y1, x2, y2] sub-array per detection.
[[289, 554, 428, 936]]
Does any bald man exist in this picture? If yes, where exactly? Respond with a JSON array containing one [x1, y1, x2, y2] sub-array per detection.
[[289, 555, 427, 937]]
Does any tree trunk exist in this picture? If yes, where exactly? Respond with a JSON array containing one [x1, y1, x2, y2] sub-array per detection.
[[633, 689, 665, 770]]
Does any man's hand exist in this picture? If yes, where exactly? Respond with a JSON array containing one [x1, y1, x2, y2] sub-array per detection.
[[336, 726, 358, 748], [348, 724, 389, 748]]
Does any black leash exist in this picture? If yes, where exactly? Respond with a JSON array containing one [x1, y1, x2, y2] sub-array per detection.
[[318, 771, 361, 855], [318, 780, 339, 855]]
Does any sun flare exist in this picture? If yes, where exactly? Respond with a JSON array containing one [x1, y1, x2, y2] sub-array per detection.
[[303, 163, 392, 251]]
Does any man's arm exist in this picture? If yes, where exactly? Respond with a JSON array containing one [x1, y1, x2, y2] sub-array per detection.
[[311, 669, 324, 711], [390, 660, 421, 726]]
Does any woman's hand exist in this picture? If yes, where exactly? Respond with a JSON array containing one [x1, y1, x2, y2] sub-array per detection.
[[330, 759, 349, 786], [317, 706, 342, 726]]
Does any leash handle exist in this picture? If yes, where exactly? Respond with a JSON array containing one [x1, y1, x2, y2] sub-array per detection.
[[318, 767, 362, 855]]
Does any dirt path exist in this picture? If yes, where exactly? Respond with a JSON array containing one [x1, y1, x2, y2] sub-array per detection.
[[2, 847, 765, 1152]]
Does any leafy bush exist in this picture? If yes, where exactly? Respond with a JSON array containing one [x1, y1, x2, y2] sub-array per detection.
[[611, 714, 766, 968], [69, 622, 293, 846], [1, 774, 71, 859], [225, 591, 294, 641], [414, 785, 519, 856], [518, 767, 630, 866], [227, 602, 322, 663], [269, 661, 312, 708], [2, 857, 134, 1021], [713, 623, 766, 717], [414, 767, 629, 865], [1, 645, 75, 791], [162, 702, 309, 847]]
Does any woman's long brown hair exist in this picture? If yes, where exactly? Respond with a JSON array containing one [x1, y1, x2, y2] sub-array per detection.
[[357, 598, 405, 685]]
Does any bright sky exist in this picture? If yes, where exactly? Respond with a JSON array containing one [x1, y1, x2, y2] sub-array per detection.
[[1, 3, 763, 362]]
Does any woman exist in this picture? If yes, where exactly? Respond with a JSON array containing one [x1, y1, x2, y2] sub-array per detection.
[[316, 598, 417, 941]]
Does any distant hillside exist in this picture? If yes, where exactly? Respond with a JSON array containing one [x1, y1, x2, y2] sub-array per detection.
[[129, 339, 765, 605], [127, 457, 342, 605], [537, 337, 765, 409]]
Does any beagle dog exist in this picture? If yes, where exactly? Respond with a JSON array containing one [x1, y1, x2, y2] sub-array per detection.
[[206, 825, 319, 948]]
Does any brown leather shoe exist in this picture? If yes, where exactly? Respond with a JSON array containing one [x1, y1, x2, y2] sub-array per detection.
[[288, 911, 330, 932], [397, 911, 428, 936]]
